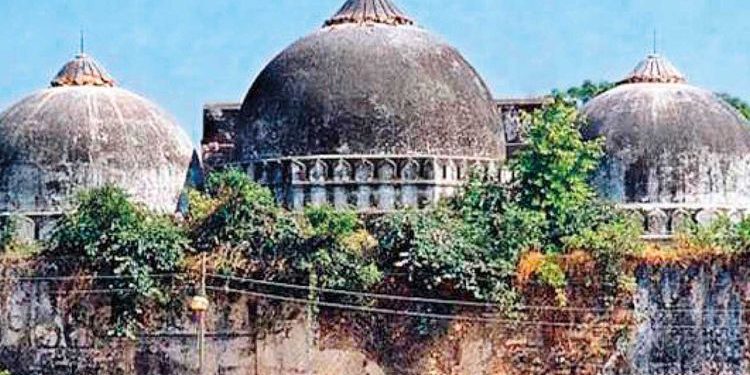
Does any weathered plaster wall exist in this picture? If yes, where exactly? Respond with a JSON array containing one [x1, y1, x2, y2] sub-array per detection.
[[0, 262, 747, 374], [593, 151, 750, 206]]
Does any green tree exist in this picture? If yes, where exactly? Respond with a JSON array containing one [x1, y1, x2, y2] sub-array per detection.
[[555, 80, 614, 106], [717, 93, 750, 121], [511, 98, 605, 249], [376, 206, 516, 303], [564, 209, 644, 300], [453, 174, 545, 272], [191, 170, 381, 291], [676, 214, 750, 254]]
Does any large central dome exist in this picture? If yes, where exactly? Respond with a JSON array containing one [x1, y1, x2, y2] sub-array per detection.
[[237, 0, 503, 161]]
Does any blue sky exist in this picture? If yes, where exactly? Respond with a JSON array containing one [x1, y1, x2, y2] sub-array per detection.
[[1, 0, 749, 144]]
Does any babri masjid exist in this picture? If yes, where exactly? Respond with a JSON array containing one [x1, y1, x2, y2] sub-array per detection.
[[2, 0, 749, 241]]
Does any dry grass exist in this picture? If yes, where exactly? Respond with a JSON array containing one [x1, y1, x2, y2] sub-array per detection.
[[628, 243, 733, 267], [516, 251, 546, 286]]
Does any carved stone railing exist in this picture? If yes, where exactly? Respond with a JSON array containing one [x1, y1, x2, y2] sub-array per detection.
[[618, 204, 750, 241], [4, 202, 743, 243], [224, 154, 502, 212], [0, 211, 63, 242]]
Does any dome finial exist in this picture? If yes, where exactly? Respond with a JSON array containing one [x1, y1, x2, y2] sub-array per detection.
[[618, 53, 686, 85], [80, 29, 85, 55], [50, 51, 116, 88], [324, 0, 414, 27]]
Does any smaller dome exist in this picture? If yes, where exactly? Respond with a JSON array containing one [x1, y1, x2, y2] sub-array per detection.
[[583, 54, 750, 205], [0, 53, 193, 213], [50, 53, 115, 87]]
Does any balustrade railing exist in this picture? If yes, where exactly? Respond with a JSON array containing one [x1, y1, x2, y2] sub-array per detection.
[[618, 204, 748, 241]]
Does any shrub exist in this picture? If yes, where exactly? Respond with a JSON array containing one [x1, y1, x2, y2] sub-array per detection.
[[191, 171, 382, 293], [454, 174, 545, 262], [675, 215, 750, 255], [48, 186, 188, 337], [375, 205, 519, 306], [295, 205, 382, 292], [191, 169, 300, 276], [516, 251, 567, 305], [564, 207, 644, 300]]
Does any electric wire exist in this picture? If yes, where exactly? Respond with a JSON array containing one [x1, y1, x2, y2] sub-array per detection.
[[0, 273, 188, 283], [209, 285, 749, 330], [209, 273, 617, 312], [208, 285, 628, 328], [208, 273, 749, 314]]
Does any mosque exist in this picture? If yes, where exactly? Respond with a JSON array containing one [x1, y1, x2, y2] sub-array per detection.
[[1, 0, 748, 240]]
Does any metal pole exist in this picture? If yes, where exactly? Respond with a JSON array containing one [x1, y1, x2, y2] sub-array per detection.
[[199, 253, 206, 374]]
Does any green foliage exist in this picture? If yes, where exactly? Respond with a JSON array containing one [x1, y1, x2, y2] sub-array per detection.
[[676, 215, 750, 254], [48, 186, 188, 337], [503, 95, 644, 294], [565, 208, 644, 299], [0, 216, 17, 251], [185, 188, 219, 223], [376, 205, 519, 306], [303, 206, 359, 238], [511, 98, 605, 249], [455, 175, 546, 259], [296, 206, 382, 291], [191, 169, 300, 273], [194, 169, 284, 251], [535, 257, 567, 290], [717, 93, 750, 121], [376, 207, 482, 298], [555, 80, 614, 106], [192, 171, 381, 291], [453, 175, 547, 295]]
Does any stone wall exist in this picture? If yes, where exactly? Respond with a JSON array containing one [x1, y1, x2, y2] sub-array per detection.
[[0, 261, 748, 374]]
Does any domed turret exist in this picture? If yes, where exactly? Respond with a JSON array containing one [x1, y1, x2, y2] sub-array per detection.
[[237, 0, 503, 160], [0, 53, 193, 215], [583, 54, 750, 205]]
